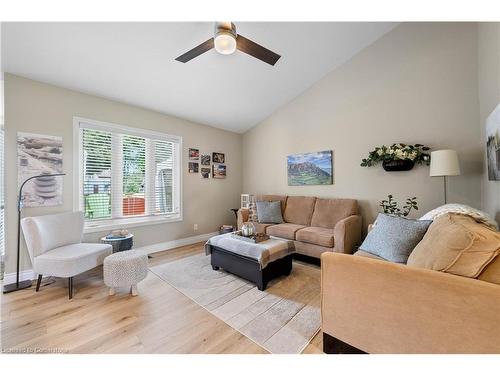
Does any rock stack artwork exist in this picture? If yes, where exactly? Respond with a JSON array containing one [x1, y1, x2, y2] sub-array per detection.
[[17, 132, 63, 207]]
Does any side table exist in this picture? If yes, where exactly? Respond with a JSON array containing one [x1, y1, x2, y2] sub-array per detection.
[[101, 234, 134, 253]]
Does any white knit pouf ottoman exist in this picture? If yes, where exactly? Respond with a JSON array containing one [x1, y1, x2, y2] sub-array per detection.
[[103, 250, 148, 296]]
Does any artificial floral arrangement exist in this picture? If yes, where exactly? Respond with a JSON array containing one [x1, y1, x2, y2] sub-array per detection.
[[360, 143, 431, 167], [380, 194, 418, 217]]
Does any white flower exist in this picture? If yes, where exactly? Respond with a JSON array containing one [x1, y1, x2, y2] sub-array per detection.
[[377, 149, 384, 156]]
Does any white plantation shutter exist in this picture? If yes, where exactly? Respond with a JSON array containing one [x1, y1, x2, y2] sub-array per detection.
[[0, 125, 4, 258], [77, 119, 181, 228], [82, 128, 112, 220]]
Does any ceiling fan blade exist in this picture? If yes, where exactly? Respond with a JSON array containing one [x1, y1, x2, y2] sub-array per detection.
[[175, 38, 214, 63], [236, 35, 280, 66]]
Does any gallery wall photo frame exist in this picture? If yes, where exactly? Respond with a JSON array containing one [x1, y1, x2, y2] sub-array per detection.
[[189, 148, 199, 161], [212, 164, 226, 179], [201, 167, 211, 179], [188, 162, 199, 173], [200, 154, 211, 166], [212, 152, 225, 164]]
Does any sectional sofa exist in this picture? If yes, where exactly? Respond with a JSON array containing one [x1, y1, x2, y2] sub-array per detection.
[[237, 195, 362, 258]]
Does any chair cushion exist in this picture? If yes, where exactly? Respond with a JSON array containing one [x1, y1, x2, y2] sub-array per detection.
[[310, 198, 358, 229], [296, 226, 335, 247], [267, 223, 306, 240], [21, 212, 84, 257], [34, 243, 112, 278], [256, 201, 284, 224], [283, 196, 316, 225], [359, 213, 432, 264], [407, 214, 500, 278]]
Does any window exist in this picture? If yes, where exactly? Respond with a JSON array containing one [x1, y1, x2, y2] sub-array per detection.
[[74, 117, 182, 231]]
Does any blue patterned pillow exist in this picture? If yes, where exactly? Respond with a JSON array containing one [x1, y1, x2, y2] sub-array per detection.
[[360, 213, 432, 263], [256, 201, 284, 224]]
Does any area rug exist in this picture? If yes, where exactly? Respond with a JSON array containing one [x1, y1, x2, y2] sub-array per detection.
[[150, 253, 320, 354]]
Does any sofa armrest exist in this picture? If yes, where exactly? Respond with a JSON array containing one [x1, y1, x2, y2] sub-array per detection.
[[237, 208, 249, 230], [321, 252, 500, 353], [333, 215, 362, 254]]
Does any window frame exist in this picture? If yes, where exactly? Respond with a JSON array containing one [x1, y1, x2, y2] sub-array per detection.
[[73, 117, 183, 233]]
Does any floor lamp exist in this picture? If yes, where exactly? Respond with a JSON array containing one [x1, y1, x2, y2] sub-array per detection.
[[3, 173, 66, 293], [429, 150, 461, 204]]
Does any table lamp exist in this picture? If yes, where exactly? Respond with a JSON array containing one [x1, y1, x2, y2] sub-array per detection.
[[429, 150, 460, 204]]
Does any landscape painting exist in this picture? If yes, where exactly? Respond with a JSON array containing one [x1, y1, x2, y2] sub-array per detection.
[[17, 132, 63, 207], [287, 151, 333, 186], [486, 103, 500, 180]]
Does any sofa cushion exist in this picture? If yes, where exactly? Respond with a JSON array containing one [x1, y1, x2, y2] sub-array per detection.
[[256, 194, 288, 214], [296, 226, 335, 247], [311, 198, 358, 229], [267, 223, 306, 240], [254, 223, 276, 234], [407, 214, 500, 278], [256, 201, 284, 224], [354, 249, 386, 261], [359, 213, 432, 264], [283, 196, 316, 226]]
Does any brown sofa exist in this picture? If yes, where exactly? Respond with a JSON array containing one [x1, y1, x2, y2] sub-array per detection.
[[321, 243, 500, 354], [237, 195, 362, 258]]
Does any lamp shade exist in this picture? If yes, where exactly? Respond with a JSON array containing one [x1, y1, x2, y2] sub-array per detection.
[[429, 149, 461, 177]]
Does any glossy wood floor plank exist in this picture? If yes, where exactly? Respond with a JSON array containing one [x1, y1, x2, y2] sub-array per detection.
[[1, 242, 321, 354]]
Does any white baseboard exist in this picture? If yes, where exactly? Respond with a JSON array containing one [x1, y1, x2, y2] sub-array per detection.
[[2, 231, 218, 284], [3, 269, 36, 285], [134, 231, 218, 255]]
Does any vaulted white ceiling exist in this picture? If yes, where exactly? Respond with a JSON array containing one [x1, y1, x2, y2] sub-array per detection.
[[1, 22, 397, 133]]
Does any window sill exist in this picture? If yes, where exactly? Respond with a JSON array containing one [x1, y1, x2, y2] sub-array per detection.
[[84, 214, 182, 234]]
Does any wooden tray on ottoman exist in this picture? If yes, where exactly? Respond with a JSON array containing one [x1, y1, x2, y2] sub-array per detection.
[[231, 232, 270, 243]]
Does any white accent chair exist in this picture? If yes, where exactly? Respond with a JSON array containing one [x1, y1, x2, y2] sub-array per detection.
[[21, 211, 112, 299]]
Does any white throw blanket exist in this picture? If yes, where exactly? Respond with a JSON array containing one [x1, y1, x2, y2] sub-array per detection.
[[419, 204, 498, 230]]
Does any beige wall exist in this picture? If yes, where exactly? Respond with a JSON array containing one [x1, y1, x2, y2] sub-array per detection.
[[242, 23, 482, 228], [4, 74, 242, 273], [478, 23, 500, 223]]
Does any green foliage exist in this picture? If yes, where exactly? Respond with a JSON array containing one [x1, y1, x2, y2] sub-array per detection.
[[379, 194, 418, 217], [361, 143, 431, 167]]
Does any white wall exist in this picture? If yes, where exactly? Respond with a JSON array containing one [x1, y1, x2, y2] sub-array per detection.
[[242, 23, 483, 228], [4, 74, 242, 273], [478, 23, 500, 223]]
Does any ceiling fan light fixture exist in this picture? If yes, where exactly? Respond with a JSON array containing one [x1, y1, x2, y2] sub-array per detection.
[[214, 31, 236, 55]]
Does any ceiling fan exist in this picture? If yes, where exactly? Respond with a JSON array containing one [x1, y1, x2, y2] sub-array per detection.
[[175, 22, 281, 66]]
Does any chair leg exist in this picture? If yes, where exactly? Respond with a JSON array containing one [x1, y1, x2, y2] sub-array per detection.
[[68, 277, 73, 299], [36, 274, 43, 292]]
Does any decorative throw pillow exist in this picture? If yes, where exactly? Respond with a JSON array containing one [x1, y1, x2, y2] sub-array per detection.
[[359, 213, 432, 263], [256, 201, 284, 224], [407, 214, 500, 278]]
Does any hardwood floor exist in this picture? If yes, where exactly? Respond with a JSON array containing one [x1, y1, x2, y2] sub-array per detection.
[[1, 243, 323, 354]]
